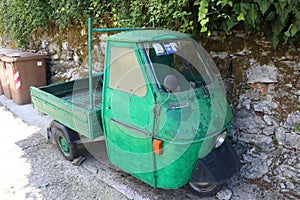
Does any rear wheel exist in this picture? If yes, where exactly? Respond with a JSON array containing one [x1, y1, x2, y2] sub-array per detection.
[[54, 129, 79, 161], [186, 180, 221, 197]]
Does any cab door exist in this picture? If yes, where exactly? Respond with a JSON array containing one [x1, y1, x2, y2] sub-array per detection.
[[102, 42, 156, 186]]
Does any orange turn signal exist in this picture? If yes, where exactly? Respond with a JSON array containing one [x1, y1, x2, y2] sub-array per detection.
[[153, 139, 163, 155]]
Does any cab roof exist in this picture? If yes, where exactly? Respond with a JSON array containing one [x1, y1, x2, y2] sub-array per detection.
[[106, 29, 190, 43]]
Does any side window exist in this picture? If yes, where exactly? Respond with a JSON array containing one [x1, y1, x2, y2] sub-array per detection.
[[109, 46, 147, 97]]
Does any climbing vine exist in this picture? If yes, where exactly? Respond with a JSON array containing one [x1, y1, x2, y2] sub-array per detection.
[[0, 0, 299, 48]]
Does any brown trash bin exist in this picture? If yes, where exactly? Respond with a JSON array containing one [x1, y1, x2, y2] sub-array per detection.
[[2, 51, 48, 105], [0, 48, 21, 98]]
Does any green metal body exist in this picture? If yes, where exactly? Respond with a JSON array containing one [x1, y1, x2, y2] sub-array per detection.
[[31, 76, 103, 139], [30, 18, 233, 190]]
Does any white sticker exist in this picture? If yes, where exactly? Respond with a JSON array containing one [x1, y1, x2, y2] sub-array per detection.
[[170, 42, 178, 52], [37, 61, 43, 67], [152, 43, 165, 56]]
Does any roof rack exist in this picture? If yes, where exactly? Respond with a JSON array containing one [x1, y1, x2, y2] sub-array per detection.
[[87, 18, 141, 109]]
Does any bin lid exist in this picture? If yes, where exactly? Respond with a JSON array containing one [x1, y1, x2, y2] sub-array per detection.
[[2, 51, 48, 62], [0, 48, 22, 59]]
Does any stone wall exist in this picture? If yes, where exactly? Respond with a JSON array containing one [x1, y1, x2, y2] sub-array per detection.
[[1, 31, 299, 197], [207, 33, 300, 198]]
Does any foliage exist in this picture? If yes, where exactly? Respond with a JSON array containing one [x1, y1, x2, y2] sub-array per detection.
[[0, 0, 50, 45], [194, 0, 300, 47], [0, 0, 299, 48], [295, 123, 300, 133]]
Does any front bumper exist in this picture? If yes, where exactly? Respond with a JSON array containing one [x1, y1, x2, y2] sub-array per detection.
[[191, 140, 240, 184]]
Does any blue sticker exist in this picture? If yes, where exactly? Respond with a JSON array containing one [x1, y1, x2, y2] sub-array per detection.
[[164, 44, 174, 55]]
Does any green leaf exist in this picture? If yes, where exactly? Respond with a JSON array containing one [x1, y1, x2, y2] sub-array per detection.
[[197, 0, 209, 21], [249, 4, 258, 27], [200, 17, 209, 27], [272, 20, 284, 34], [226, 17, 238, 32], [254, 0, 270, 15], [279, 0, 287, 9], [239, 3, 251, 15], [270, 33, 280, 48], [201, 26, 207, 32], [290, 24, 299, 36], [266, 11, 276, 21], [284, 30, 290, 37], [237, 12, 245, 21], [217, 0, 233, 7]]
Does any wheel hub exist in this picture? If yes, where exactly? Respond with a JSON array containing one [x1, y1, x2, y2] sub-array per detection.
[[59, 136, 70, 155]]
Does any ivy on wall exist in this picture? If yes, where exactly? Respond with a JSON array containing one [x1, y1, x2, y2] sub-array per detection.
[[0, 0, 299, 48]]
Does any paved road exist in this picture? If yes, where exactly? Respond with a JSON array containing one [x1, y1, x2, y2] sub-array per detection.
[[0, 96, 286, 200]]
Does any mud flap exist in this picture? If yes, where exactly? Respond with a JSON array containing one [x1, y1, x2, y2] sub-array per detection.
[[191, 140, 240, 184]]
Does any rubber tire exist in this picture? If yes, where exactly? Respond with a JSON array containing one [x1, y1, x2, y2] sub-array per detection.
[[54, 129, 79, 161], [186, 181, 222, 197]]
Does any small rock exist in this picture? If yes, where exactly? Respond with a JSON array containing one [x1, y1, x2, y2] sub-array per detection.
[[285, 133, 300, 150], [41, 40, 48, 50], [285, 181, 295, 190], [253, 100, 278, 114], [62, 41, 71, 51], [218, 52, 228, 59], [275, 127, 286, 145], [263, 115, 273, 126], [285, 111, 300, 130], [216, 188, 232, 200], [238, 133, 273, 146], [263, 175, 271, 183], [280, 183, 286, 189], [210, 51, 228, 59], [235, 48, 250, 56], [235, 114, 266, 133], [81, 29, 86, 36], [246, 64, 278, 83], [240, 157, 269, 179], [263, 126, 275, 136], [51, 54, 59, 60], [48, 42, 59, 54], [73, 49, 79, 63], [276, 128, 300, 150], [291, 90, 300, 96]]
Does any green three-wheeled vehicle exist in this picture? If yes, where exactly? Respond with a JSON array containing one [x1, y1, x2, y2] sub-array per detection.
[[30, 18, 240, 197]]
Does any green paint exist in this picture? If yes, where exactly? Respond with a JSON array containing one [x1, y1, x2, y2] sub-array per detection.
[[58, 136, 70, 156]]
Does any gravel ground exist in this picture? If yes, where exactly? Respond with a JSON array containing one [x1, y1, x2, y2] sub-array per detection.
[[0, 105, 128, 200], [0, 96, 287, 200]]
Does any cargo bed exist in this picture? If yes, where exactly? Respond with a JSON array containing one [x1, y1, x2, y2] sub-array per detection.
[[30, 75, 103, 140]]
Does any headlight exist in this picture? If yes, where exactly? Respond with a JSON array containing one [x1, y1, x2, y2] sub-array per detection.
[[215, 131, 227, 148]]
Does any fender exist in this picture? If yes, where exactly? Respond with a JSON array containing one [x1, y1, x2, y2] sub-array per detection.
[[191, 140, 240, 184], [47, 120, 80, 144]]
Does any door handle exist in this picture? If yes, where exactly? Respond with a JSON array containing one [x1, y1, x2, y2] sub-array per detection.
[[168, 101, 189, 110]]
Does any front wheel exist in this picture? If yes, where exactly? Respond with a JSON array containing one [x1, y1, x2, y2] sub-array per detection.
[[186, 181, 222, 197], [55, 129, 79, 161]]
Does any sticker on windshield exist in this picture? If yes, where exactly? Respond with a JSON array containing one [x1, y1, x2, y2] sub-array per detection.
[[164, 44, 173, 55], [164, 42, 178, 55], [170, 42, 178, 52], [152, 43, 165, 56]]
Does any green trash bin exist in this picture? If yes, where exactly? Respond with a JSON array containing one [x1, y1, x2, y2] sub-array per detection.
[[3, 51, 48, 105], [0, 48, 21, 98]]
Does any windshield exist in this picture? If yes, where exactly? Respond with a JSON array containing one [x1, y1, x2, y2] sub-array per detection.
[[142, 38, 220, 93]]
